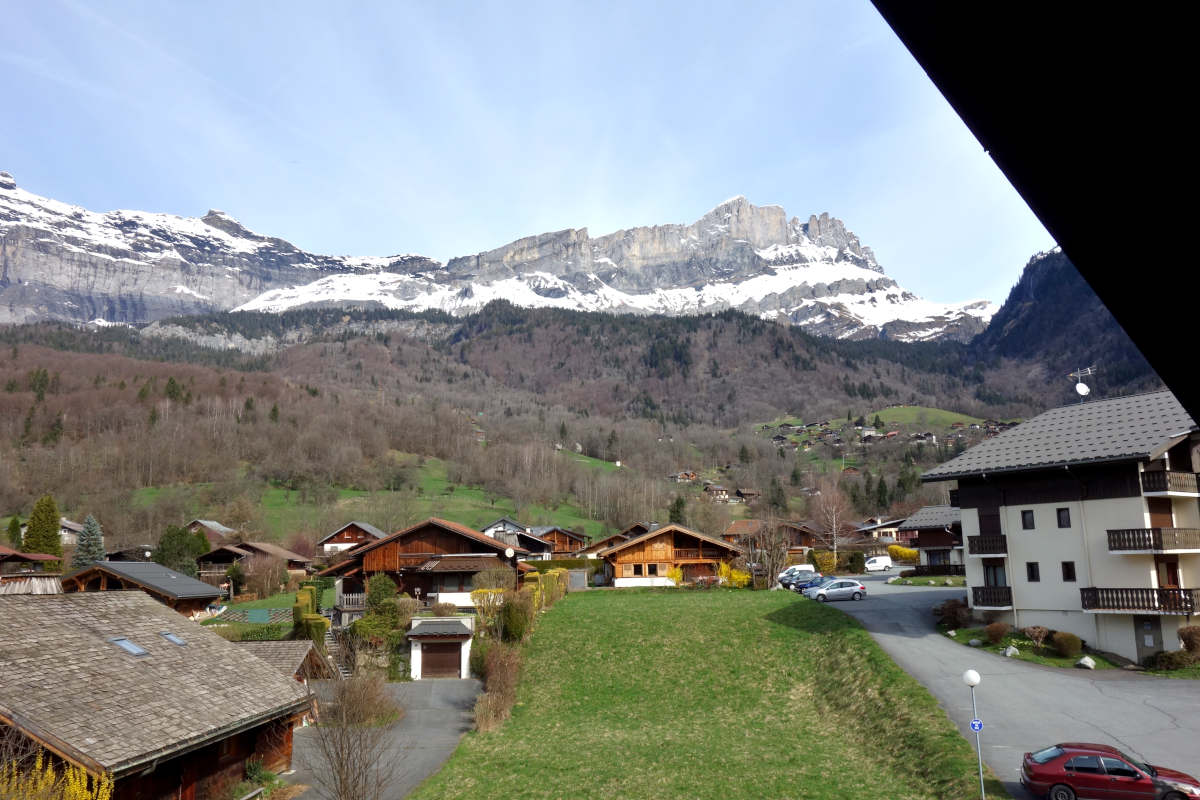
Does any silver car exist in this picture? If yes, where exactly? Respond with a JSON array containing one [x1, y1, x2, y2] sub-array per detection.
[[802, 577, 867, 602]]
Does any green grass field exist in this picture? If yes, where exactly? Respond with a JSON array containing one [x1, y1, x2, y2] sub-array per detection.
[[411, 590, 1009, 800], [867, 405, 985, 429]]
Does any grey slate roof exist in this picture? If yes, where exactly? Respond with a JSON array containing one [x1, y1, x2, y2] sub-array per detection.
[[897, 505, 962, 531], [922, 390, 1196, 481], [407, 620, 472, 638], [189, 519, 237, 535], [0, 591, 309, 776], [66, 560, 222, 600], [235, 640, 332, 679], [529, 525, 587, 542]]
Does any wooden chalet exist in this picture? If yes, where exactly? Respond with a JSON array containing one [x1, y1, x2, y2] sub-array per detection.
[[197, 542, 312, 585], [185, 519, 237, 548], [702, 484, 730, 503], [105, 545, 155, 562], [317, 520, 386, 556], [529, 525, 588, 557], [0, 592, 309, 799], [479, 517, 553, 559], [62, 561, 222, 618], [575, 532, 631, 559], [0, 543, 60, 574], [235, 640, 334, 722], [320, 518, 527, 620], [600, 524, 744, 586], [896, 505, 964, 575]]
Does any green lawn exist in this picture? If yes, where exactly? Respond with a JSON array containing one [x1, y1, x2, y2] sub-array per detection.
[[943, 625, 1119, 670], [411, 590, 1009, 800], [1144, 663, 1200, 679], [221, 589, 334, 610], [868, 405, 986, 429]]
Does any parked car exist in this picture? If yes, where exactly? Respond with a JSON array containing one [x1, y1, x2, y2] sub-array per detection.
[[1021, 742, 1200, 800], [802, 577, 867, 602], [864, 555, 893, 571], [778, 565, 816, 588], [791, 573, 827, 593]]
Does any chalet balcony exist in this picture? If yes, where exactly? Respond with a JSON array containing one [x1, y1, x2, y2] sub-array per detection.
[[1140, 470, 1200, 497], [1107, 528, 1200, 554], [967, 535, 1008, 556], [972, 585, 1013, 609], [908, 564, 966, 577], [1080, 587, 1198, 615], [336, 592, 366, 609], [673, 548, 729, 560]]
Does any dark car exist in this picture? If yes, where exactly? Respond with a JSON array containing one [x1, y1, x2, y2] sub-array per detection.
[[790, 573, 826, 593], [1021, 742, 1200, 800]]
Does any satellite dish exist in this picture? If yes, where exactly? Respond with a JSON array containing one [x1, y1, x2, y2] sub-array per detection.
[[504, 547, 515, 559], [1075, 382, 1090, 397]]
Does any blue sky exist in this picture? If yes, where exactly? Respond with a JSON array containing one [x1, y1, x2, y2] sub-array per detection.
[[0, 0, 1053, 305]]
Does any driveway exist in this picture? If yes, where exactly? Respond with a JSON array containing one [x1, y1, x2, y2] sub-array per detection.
[[827, 574, 1200, 797], [288, 679, 481, 799]]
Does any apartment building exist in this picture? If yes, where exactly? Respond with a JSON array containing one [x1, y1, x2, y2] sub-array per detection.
[[922, 390, 1198, 664]]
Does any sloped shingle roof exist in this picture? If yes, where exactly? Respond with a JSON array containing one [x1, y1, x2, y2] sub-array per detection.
[[0, 592, 309, 776], [316, 521, 387, 545], [897, 505, 962, 531], [65, 561, 222, 600], [922, 390, 1196, 482], [235, 640, 332, 679]]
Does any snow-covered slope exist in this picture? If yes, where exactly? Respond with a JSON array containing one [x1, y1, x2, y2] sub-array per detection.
[[1, 172, 992, 340]]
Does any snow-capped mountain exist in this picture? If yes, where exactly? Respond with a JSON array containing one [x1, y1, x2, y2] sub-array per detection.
[[1, 172, 993, 341]]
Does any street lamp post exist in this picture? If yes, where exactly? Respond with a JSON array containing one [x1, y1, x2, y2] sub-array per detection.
[[963, 669, 986, 800]]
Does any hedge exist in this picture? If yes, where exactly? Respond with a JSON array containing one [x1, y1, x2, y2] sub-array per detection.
[[301, 613, 330, 649], [525, 559, 596, 573]]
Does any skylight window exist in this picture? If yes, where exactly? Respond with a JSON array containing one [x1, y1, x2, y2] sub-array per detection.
[[161, 632, 187, 646], [109, 637, 148, 656]]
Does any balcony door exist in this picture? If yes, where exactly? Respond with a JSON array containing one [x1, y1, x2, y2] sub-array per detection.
[[1148, 497, 1173, 528], [982, 558, 1007, 587], [1155, 555, 1180, 589]]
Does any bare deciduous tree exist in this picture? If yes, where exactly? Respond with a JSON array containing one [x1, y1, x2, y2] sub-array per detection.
[[812, 477, 853, 562], [244, 555, 288, 598], [744, 515, 792, 586], [302, 675, 405, 800]]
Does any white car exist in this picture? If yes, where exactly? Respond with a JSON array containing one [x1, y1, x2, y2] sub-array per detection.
[[864, 556, 893, 572], [777, 564, 816, 583]]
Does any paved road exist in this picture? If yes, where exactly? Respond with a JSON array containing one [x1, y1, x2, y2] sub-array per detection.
[[288, 679, 481, 799], [823, 574, 1200, 797]]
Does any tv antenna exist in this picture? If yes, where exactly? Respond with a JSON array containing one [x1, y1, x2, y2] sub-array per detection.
[[1069, 365, 1096, 403]]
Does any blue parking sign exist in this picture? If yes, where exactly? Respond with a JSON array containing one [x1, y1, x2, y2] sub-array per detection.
[[970, 718, 983, 732]]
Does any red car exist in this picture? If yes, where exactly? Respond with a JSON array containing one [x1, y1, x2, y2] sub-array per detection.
[[1021, 743, 1200, 800]]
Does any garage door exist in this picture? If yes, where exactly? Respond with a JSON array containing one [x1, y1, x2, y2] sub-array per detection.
[[422, 642, 461, 678]]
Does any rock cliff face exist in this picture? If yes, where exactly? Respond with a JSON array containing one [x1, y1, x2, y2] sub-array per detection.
[[1, 173, 992, 341], [0, 171, 434, 324]]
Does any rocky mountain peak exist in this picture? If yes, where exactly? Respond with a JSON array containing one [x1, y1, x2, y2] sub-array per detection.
[[201, 209, 261, 241], [801, 212, 879, 272], [0, 172, 16, 191]]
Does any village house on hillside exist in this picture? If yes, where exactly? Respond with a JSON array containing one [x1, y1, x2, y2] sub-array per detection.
[[0, 592, 310, 798], [185, 519, 237, 548], [923, 389, 1199, 664], [0, 543, 59, 574], [19, 516, 84, 548], [898, 505, 964, 574], [529, 525, 588, 556], [62, 560, 222, 618], [600, 524, 743, 586], [320, 518, 530, 624], [197, 541, 312, 585], [317, 520, 387, 555], [479, 517, 553, 559]]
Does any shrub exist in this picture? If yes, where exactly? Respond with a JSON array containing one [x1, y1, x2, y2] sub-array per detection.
[[666, 566, 683, 586], [1145, 649, 1199, 671], [469, 636, 491, 678], [985, 622, 1011, 644], [729, 569, 751, 588], [811, 551, 836, 575], [1179, 625, 1200, 654], [474, 641, 524, 732], [887, 544, 919, 563], [899, 568, 916, 578], [501, 590, 535, 642], [301, 613, 330, 649], [395, 596, 420, 626], [1052, 631, 1082, 658], [848, 552, 866, 574], [471, 589, 505, 638], [1023, 626, 1050, 651], [473, 691, 509, 733], [366, 574, 398, 617], [472, 567, 517, 591], [431, 601, 458, 617]]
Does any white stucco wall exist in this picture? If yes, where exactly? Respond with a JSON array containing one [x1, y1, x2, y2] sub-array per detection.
[[613, 576, 674, 588], [431, 591, 475, 608], [409, 616, 475, 680]]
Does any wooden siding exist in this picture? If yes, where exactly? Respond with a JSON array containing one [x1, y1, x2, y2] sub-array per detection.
[[956, 465, 1140, 509], [363, 524, 499, 573], [915, 528, 959, 549], [608, 531, 734, 567], [325, 524, 378, 547], [540, 529, 582, 554]]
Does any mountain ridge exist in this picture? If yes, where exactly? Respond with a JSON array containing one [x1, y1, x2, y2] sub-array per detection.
[[1, 172, 991, 341]]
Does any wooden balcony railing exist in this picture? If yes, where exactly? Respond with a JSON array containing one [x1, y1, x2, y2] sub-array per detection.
[[909, 564, 966, 577], [673, 549, 727, 560], [972, 586, 1013, 607], [1080, 587, 1197, 614], [967, 535, 1007, 555], [1108, 528, 1200, 552], [1140, 470, 1200, 494], [337, 592, 366, 609]]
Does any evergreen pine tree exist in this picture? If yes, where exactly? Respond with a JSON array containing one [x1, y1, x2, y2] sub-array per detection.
[[23, 494, 62, 559], [269, 403, 280, 423], [767, 477, 787, 512], [71, 514, 106, 569], [668, 496, 687, 524], [6, 515, 20, 548], [875, 477, 890, 512], [152, 525, 208, 577], [790, 463, 803, 486], [873, 414, 883, 429]]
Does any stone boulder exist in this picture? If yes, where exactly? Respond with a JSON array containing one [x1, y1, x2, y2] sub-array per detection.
[[968, 639, 983, 647], [1076, 656, 1096, 670], [1004, 645, 1020, 658]]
